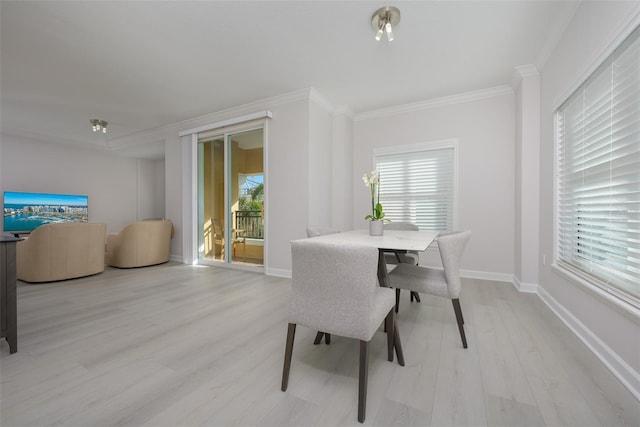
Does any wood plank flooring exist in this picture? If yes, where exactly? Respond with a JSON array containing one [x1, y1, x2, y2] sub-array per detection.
[[1, 262, 638, 426]]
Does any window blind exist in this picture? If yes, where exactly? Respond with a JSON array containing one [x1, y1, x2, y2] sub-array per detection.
[[556, 25, 640, 306], [375, 147, 454, 231]]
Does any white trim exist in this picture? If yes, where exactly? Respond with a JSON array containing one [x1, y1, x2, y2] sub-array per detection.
[[537, 285, 640, 401], [178, 110, 272, 137], [511, 64, 539, 88], [309, 88, 334, 113], [551, 264, 640, 323], [512, 275, 539, 294], [375, 139, 459, 231], [552, 5, 640, 110], [355, 86, 513, 121], [266, 267, 291, 278], [461, 269, 514, 284]]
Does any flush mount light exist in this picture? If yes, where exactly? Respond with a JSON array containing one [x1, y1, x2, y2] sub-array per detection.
[[90, 119, 108, 133], [371, 6, 400, 42]]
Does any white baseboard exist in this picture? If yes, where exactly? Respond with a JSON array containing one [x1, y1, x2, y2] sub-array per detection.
[[461, 269, 514, 284], [169, 254, 184, 263], [266, 267, 291, 278], [512, 276, 539, 293], [537, 286, 640, 401]]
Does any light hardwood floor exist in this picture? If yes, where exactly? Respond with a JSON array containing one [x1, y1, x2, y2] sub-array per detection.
[[1, 262, 638, 426]]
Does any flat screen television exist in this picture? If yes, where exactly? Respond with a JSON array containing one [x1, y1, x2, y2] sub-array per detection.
[[3, 191, 88, 235]]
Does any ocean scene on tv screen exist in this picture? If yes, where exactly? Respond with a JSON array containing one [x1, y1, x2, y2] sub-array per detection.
[[3, 191, 88, 233]]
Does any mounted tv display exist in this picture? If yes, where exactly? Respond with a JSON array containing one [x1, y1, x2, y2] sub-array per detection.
[[3, 191, 88, 235]]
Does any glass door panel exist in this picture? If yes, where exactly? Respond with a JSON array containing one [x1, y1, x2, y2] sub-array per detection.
[[198, 137, 226, 262], [197, 126, 264, 267], [228, 128, 264, 266]]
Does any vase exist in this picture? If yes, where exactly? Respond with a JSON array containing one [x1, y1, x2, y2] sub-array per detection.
[[369, 220, 384, 236]]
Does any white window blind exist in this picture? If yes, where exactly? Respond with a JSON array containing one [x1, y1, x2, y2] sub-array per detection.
[[375, 146, 454, 231], [556, 25, 640, 307]]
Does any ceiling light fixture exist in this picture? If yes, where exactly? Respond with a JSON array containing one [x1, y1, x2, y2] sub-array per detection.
[[371, 6, 400, 42], [90, 119, 108, 133]]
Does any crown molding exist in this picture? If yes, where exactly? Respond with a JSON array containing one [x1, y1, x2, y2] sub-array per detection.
[[354, 85, 514, 122], [309, 88, 335, 113], [511, 64, 540, 88], [108, 88, 318, 148]]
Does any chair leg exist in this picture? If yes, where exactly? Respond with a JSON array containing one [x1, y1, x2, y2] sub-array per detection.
[[385, 309, 394, 362], [358, 340, 369, 423], [313, 331, 324, 345], [395, 288, 400, 313], [410, 291, 421, 302], [314, 331, 331, 345], [281, 323, 296, 391], [393, 322, 405, 366], [452, 299, 467, 348]]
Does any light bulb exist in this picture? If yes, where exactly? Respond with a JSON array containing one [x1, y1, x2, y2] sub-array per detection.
[[375, 28, 383, 41], [385, 22, 393, 41]]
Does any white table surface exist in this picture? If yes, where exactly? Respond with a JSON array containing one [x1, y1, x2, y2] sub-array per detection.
[[303, 229, 438, 252]]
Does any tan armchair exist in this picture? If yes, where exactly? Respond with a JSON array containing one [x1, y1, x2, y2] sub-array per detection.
[[17, 222, 107, 283], [106, 220, 173, 268]]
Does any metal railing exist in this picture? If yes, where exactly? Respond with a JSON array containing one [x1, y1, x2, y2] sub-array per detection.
[[235, 210, 264, 239]]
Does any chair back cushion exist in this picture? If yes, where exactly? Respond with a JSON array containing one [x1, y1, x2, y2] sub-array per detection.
[[17, 222, 106, 282], [437, 230, 471, 298], [106, 220, 173, 268], [306, 226, 340, 238], [290, 239, 393, 341]]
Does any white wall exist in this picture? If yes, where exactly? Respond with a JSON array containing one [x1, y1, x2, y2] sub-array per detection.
[[0, 134, 162, 234], [331, 109, 354, 232], [538, 1, 640, 397], [307, 96, 333, 228], [513, 69, 541, 292], [353, 92, 516, 279]]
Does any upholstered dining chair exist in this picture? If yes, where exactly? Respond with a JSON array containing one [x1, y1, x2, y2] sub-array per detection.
[[282, 239, 401, 423], [388, 230, 471, 348], [383, 222, 421, 311], [306, 226, 340, 238], [306, 225, 340, 345]]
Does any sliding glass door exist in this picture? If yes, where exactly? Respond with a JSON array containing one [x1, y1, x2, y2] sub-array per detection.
[[197, 126, 264, 267]]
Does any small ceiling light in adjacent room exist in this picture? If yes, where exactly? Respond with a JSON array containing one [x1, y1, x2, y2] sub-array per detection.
[[90, 119, 108, 133], [371, 6, 400, 42]]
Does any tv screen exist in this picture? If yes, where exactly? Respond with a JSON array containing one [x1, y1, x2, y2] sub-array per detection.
[[3, 191, 88, 234]]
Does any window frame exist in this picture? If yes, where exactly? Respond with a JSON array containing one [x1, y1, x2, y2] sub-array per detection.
[[552, 24, 640, 315], [373, 139, 458, 236]]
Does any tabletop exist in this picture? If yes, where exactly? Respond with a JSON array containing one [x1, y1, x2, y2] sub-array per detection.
[[305, 229, 438, 252]]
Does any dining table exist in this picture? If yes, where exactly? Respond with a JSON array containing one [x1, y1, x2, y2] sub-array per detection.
[[305, 228, 439, 366]]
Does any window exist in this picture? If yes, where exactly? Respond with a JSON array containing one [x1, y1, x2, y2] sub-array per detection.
[[555, 25, 640, 307], [375, 140, 456, 231]]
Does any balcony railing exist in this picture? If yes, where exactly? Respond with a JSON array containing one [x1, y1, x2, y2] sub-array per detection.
[[235, 210, 263, 239]]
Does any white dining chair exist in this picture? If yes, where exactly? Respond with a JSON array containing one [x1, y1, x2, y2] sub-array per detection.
[[306, 226, 340, 238], [282, 239, 401, 423], [306, 225, 341, 345], [383, 221, 421, 311], [388, 230, 471, 348]]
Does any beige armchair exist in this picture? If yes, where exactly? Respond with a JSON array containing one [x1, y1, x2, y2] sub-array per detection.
[[17, 222, 107, 283], [106, 220, 173, 268]]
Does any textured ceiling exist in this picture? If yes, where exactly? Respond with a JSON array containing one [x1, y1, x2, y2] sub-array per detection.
[[1, 1, 579, 159]]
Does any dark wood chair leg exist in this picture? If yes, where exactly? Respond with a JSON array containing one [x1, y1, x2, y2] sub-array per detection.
[[452, 299, 467, 348], [358, 340, 369, 423], [385, 309, 394, 362], [281, 323, 296, 391], [395, 288, 400, 313], [325, 333, 331, 345], [313, 331, 323, 345], [393, 323, 405, 366], [411, 291, 421, 302]]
